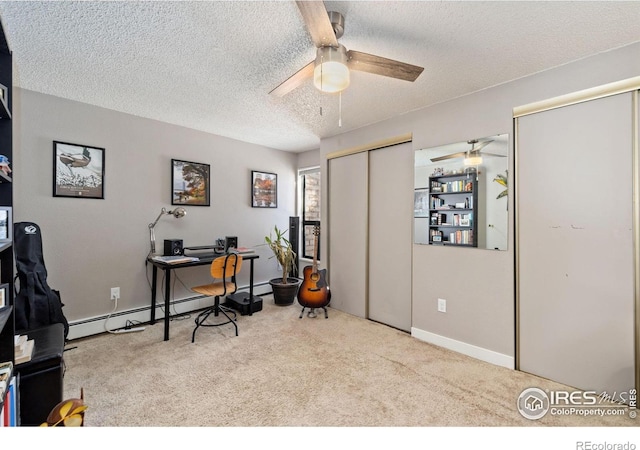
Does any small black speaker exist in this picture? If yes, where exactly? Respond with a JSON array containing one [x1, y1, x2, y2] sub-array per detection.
[[224, 236, 238, 253], [164, 239, 183, 256], [289, 216, 299, 278]]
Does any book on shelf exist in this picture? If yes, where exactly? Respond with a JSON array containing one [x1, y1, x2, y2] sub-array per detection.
[[14, 334, 27, 353], [0, 361, 11, 392], [7, 376, 16, 426], [15, 338, 34, 365]]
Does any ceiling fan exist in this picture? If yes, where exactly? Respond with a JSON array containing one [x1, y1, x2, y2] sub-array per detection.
[[269, 1, 424, 96], [430, 139, 506, 165]]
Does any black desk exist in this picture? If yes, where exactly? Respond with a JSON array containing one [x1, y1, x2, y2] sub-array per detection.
[[148, 253, 260, 341]]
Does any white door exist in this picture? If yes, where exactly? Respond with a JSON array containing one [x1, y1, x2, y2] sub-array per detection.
[[328, 152, 368, 318], [517, 92, 635, 393], [368, 142, 413, 331]]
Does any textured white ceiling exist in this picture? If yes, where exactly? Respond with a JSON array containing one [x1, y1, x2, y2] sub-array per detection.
[[0, 1, 639, 152]]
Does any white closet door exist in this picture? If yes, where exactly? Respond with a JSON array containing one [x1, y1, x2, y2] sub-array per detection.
[[328, 152, 368, 318], [517, 92, 635, 393], [368, 142, 413, 331]]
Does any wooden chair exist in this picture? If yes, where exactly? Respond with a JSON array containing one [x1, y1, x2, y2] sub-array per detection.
[[191, 253, 243, 343]]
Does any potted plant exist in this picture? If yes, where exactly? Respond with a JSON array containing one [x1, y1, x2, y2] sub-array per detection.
[[265, 225, 300, 305]]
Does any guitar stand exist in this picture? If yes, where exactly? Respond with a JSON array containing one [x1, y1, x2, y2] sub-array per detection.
[[299, 306, 328, 319]]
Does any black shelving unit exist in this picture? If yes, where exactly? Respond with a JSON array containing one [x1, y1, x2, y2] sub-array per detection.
[[428, 172, 478, 247], [0, 15, 15, 415]]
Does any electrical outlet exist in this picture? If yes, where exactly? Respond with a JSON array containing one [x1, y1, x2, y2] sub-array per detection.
[[437, 298, 447, 313], [111, 287, 120, 301]]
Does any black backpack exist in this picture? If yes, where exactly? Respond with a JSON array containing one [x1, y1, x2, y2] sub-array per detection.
[[13, 221, 69, 339]]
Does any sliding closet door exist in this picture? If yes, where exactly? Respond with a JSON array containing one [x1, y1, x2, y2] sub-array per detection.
[[517, 92, 635, 393], [368, 143, 413, 331], [328, 152, 368, 317]]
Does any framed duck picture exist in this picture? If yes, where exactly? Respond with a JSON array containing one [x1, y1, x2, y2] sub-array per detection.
[[53, 141, 105, 199]]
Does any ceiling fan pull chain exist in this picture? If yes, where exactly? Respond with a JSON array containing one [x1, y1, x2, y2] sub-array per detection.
[[338, 91, 342, 128], [320, 53, 324, 117], [320, 52, 324, 92]]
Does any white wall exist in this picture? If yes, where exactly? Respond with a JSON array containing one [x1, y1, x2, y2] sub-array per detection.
[[297, 149, 320, 170], [320, 41, 640, 367], [13, 89, 297, 337]]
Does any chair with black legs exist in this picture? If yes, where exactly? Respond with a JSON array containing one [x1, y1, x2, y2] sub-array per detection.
[[191, 253, 243, 343]]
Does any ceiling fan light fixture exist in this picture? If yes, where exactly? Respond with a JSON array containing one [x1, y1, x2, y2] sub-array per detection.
[[464, 155, 483, 166], [313, 45, 350, 93]]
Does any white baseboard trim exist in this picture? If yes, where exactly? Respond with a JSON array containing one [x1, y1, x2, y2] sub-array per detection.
[[411, 327, 515, 369], [67, 282, 272, 340]]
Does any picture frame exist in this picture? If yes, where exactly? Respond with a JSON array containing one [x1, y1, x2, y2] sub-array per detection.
[[0, 283, 7, 308], [251, 170, 277, 208], [171, 159, 210, 206], [0, 206, 10, 243], [0, 83, 7, 110], [414, 188, 429, 218], [53, 141, 105, 199]]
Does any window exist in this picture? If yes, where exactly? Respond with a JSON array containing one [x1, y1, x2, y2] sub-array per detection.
[[299, 167, 321, 260]]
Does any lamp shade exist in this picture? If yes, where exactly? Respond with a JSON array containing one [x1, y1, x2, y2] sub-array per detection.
[[170, 207, 186, 219], [313, 45, 350, 93], [464, 155, 483, 166]]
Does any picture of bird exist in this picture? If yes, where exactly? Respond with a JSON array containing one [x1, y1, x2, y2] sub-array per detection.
[[59, 147, 91, 173], [54, 142, 104, 198]]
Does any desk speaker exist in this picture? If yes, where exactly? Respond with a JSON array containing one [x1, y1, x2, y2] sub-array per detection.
[[164, 239, 183, 256], [224, 236, 238, 253]]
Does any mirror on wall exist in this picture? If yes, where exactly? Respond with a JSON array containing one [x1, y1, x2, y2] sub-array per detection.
[[414, 134, 509, 250]]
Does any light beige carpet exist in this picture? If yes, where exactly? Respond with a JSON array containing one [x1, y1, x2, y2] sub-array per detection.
[[61, 296, 634, 427]]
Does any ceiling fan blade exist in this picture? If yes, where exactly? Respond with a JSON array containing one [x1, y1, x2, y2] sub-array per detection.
[[472, 140, 493, 152], [269, 61, 314, 97], [430, 151, 468, 162], [348, 50, 424, 82], [480, 152, 507, 158], [296, 1, 338, 48]]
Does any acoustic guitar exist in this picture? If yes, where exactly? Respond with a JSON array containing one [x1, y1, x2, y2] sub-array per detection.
[[297, 225, 331, 318]]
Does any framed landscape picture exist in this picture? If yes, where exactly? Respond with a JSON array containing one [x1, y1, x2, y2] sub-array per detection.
[[0, 206, 10, 242], [171, 159, 210, 206], [0, 283, 7, 307], [251, 171, 277, 208], [53, 141, 105, 199]]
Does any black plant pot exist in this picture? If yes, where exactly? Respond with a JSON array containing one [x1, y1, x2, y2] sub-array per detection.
[[269, 277, 301, 306]]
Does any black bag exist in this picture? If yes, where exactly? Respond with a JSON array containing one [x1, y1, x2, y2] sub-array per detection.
[[13, 222, 69, 339]]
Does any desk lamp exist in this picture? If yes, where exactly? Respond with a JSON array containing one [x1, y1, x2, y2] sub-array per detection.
[[148, 207, 186, 256]]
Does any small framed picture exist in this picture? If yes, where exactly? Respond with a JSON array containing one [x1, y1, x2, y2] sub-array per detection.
[[460, 218, 470, 227], [0, 206, 11, 242], [251, 171, 277, 208], [171, 159, 211, 206], [432, 235, 442, 242], [414, 188, 429, 217], [53, 141, 105, 199], [0, 83, 7, 104], [0, 283, 7, 308]]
